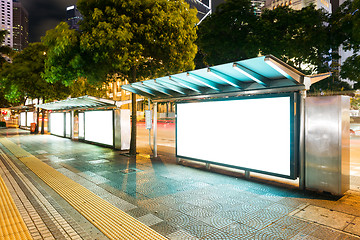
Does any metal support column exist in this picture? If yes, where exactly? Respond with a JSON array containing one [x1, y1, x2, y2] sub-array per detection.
[[206, 163, 210, 170], [299, 90, 306, 190], [153, 102, 158, 157], [148, 99, 151, 149], [245, 170, 250, 179]]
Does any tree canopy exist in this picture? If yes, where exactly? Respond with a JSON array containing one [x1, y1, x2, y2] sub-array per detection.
[[0, 42, 70, 105], [197, 0, 259, 65], [336, 0, 360, 88], [66, 0, 198, 154]]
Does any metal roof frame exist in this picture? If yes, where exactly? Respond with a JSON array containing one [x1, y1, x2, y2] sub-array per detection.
[[36, 96, 133, 111], [121, 55, 331, 102]]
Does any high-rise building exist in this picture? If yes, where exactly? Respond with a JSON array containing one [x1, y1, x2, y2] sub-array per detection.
[[12, 0, 28, 51], [0, 0, 28, 51], [0, 0, 13, 48], [66, 5, 82, 31]]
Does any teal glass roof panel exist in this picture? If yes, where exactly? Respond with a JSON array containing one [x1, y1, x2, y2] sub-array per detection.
[[121, 55, 329, 101]]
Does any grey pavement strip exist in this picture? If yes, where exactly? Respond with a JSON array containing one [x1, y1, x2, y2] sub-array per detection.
[[0, 149, 90, 240]]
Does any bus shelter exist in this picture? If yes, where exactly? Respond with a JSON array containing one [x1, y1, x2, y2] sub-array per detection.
[[10, 105, 35, 129], [36, 96, 131, 150], [121, 55, 350, 195]]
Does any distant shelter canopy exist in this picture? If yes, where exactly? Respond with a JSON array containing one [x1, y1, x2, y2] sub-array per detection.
[[121, 55, 330, 102]]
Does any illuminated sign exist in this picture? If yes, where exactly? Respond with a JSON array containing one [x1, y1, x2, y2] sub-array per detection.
[[66, 112, 71, 137], [176, 94, 297, 179], [78, 113, 84, 138], [84, 110, 113, 146], [20, 112, 26, 126], [50, 113, 65, 136], [26, 112, 34, 127]]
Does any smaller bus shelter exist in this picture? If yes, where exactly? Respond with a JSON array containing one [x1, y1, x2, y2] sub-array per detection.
[[36, 96, 131, 150], [10, 105, 35, 129], [121, 55, 350, 195]]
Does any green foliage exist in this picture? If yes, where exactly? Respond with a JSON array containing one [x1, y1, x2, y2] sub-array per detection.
[[69, 77, 106, 98], [351, 95, 360, 109], [259, 5, 331, 74], [198, 3, 331, 74], [197, 0, 259, 66], [42, 22, 83, 85], [0, 42, 70, 105], [76, 0, 198, 83], [336, 0, 360, 87], [341, 55, 360, 88]]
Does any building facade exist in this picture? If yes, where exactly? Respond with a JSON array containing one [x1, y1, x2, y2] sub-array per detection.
[[264, 0, 331, 12], [1, 0, 28, 51], [12, 0, 28, 51], [0, 0, 13, 48], [66, 5, 82, 31]]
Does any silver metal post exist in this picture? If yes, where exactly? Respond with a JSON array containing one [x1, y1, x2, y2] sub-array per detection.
[[153, 102, 157, 157], [299, 90, 306, 190], [245, 170, 250, 179], [206, 163, 210, 170], [148, 99, 151, 150]]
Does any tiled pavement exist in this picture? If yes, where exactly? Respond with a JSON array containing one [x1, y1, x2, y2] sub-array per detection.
[[1, 128, 360, 239]]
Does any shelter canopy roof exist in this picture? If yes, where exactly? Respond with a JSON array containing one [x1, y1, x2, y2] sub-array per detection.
[[36, 96, 121, 111], [121, 55, 330, 102]]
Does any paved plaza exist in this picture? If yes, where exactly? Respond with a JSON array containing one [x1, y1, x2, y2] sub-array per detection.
[[1, 127, 360, 239]]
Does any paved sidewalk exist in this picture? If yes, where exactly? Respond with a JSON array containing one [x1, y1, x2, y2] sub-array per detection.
[[1, 128, 360, 239]]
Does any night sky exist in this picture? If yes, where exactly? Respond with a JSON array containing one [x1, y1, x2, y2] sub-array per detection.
[[22, 0, 77, 43]]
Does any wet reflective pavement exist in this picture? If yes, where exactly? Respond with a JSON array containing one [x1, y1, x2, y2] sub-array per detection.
[[1, 128, 360, 239]]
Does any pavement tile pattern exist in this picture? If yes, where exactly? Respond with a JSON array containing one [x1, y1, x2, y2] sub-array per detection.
[[1, 128, 360, 239]]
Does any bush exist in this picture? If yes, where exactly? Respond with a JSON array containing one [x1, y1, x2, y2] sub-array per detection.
[[0, 121, 6, 127]]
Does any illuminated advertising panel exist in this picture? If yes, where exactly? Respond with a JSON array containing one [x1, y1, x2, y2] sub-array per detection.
[[78, 113, 84, 138], [20, 112, 26, 126], [26, 112, 34, 127], [84, 110, 113, 146], [66, 112, 71, 137], [176, 94, 297, 179], [50, 113, 65, 137]]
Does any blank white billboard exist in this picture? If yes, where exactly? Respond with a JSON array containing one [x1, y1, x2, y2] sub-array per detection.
[[176, 96, 292, 177], [78, 112, 84, 138], [26, 112, 34, 127], [66, 112, 71, 137], [20, 112, 26, 126], [85, 110, 113, 146], [50, 113, 64, 136]]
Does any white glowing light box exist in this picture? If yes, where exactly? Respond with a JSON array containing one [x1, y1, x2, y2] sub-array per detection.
[[66, 112, 71, 137], [50, 113, 65, 136], [84, 110, 113, 146], [20, 112, 26, 126], [26, 112, 34, 127], [78, 112, 84, 139], [176, 94, 296, 178]]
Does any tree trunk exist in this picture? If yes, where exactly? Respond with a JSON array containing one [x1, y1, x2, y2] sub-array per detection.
[[41, 108, 45, 134], [129, 68, 137, 156]]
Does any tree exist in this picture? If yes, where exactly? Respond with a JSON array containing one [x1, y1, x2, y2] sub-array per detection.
[[0, 42, 71, 132], [259, 5, 331, 74], [42, 22, 83, 85], [49, 0, 198, 155], [197, 0, 259, 66], [1, 43, 70, 104], [336, 0, 360, 87], [0, 30, 12, 66]]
